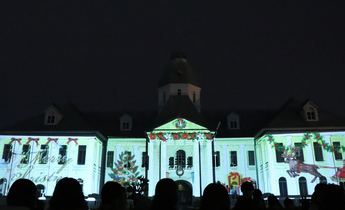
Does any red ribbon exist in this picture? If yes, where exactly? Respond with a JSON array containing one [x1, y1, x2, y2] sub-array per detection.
[[27, 138, 39, 146], [67, 138, 78, 145], [46, 138, 58, 145], [10, 138, 22, 145]]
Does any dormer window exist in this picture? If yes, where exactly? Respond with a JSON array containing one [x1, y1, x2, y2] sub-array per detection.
[[47, 114, 55, 124], [303, 101, 318, 121], [227, 112, 240, 130], [44, 105, 63, 125], [177, 89, 182, 95], [120, 113, 132, 131]]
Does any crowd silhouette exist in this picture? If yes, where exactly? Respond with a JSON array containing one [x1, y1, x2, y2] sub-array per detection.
[[0, 178, 344, 210]]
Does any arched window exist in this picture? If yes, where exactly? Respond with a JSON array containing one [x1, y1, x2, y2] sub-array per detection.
[[319, 176, 327, 184], [279, 177, 288, 196], [176, 150, 186, 168], [0, 178, 7, 195], [192, 91, 196, 103], [177, 89, 182, 95], [299, 177, 308, 196]]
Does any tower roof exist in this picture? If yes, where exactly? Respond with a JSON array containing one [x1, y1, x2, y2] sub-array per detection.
[[159, 53, 200, 87]]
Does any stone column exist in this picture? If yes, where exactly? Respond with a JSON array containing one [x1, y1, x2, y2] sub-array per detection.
[[193, 140, 201, 197], [148, 140, 155, 196], [160, 141, 167, 179]]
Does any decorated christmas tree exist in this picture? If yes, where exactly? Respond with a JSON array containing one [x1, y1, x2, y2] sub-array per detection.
[[109, 151, 140, 186]]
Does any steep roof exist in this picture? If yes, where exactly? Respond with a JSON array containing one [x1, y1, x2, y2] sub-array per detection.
[[153, 95, 208, 128], [256, 99, 345, 136], [0, 104, 105, 140], [159, 53, 200, 87]]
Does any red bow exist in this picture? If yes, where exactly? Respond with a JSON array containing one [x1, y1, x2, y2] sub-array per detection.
[[46, 138, 58, 145], [67, 138, 78, 145], [27, 138, 39, 146], [10, 138, 22, 145]]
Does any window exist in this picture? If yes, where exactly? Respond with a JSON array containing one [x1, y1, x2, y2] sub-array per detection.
[[47, 115, 55, 124], [21, 144, 31, 164], [230, 151, 237, 167], [169, 157, 174, 169], [299, 177, 308, 196], [177, 89, 182, 95], [122, 122, 130, 130], [58, 145, 67, 164], [175, 150, 186, 168], [295, 143, 305, 162], [227, 113, 240, 130], [279, 177, 288, 196], [248, 151, 255, 166], [187, 157, 193, 168], [141, 152, 148, 169], [2, 144, 12, 163], [120, 113, 132, 131], [77, 145, 87, 165], [313, 142, 324, 161], [276, 143, 285, 162], [0, 178, 7, 195], [333, 142, 343, 160], [39, 145, 49, 164], [304, 104, 318, 121], [213, 151, 220, 167], [230, 121, 238, 129], [107, 151, 114, 168], [192, 92, 196, 103]]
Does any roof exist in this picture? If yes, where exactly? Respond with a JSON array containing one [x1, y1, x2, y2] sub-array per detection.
[[0, 104, 106, 141], [256, 99, 345, 137], [154, 95, 208, 128], [159, 54, 200, 87]]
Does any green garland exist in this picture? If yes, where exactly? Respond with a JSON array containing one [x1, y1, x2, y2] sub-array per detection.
[[266, 133, 345, 154], [148, 131, 214, 141]]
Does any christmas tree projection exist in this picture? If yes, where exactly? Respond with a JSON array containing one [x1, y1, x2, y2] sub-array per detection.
[[109, 151, 140, 186]]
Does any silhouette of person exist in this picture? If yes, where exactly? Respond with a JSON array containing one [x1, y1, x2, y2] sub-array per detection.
[[5, 179, 37, 210], [200, 183, 230, 210], [149, 179, 178, 210], [48, 178, 88, 210], [252, 189, 266, 210], [98, 181, 127, 210], [233, 181, 255, 210], [283, 197, 295, 210], [267, 195, 283, 210]]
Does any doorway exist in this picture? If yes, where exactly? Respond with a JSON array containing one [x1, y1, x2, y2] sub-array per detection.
[[175, 180, 193, 205]]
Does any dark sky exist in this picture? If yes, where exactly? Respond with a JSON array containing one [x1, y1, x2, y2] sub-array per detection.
[[1, 1, 345, 128]]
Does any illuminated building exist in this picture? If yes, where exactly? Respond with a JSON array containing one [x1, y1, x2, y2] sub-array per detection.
[[0, 53, 344, 202]]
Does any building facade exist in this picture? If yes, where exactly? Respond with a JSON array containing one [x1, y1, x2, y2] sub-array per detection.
[[1, 54, 345, 201]]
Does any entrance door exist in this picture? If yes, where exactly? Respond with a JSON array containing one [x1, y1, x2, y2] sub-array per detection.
[[175, 180, 193, 205]]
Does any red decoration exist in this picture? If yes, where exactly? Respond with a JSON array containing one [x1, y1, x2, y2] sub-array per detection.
[[228, 172, 241, 186], [27, 138, 39, 146], [46, 138, 58, 145], [67, 138, 78, 145], [149, 133, 156, 140], [182, 133, 189, 139], [10, 138, 22, 145]]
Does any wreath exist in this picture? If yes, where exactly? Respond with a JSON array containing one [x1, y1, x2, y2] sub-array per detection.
[[176, 166, 184, 177]]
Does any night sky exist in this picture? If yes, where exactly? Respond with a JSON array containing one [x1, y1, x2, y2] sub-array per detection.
[[1, 1, 345, 128]]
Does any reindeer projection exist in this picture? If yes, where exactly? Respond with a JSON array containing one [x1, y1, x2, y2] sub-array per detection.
[[282, 148, 323, 183]]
